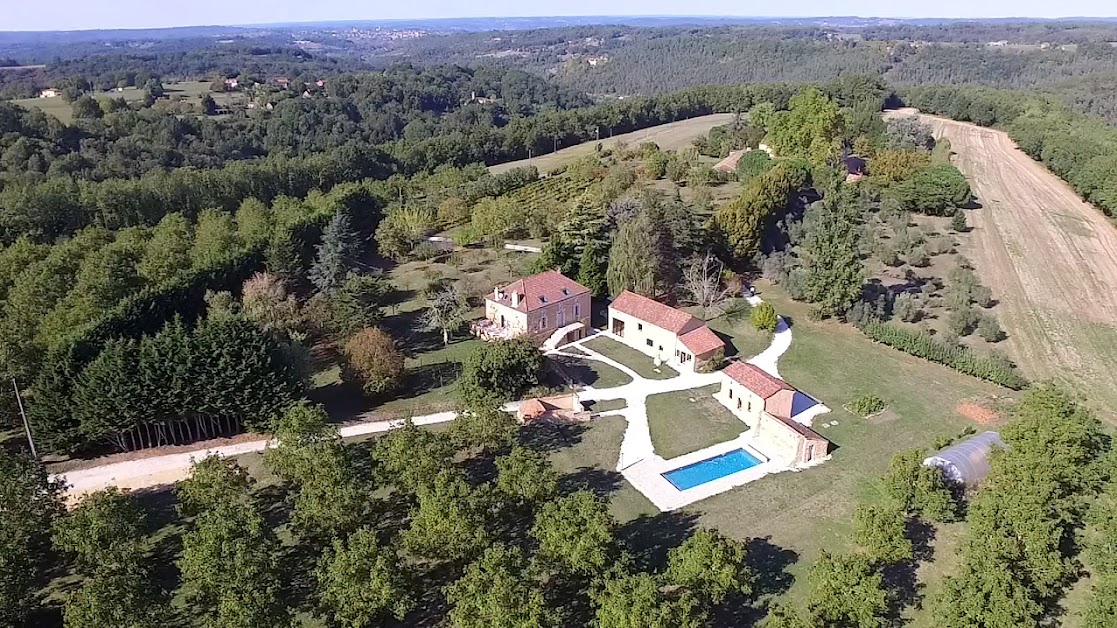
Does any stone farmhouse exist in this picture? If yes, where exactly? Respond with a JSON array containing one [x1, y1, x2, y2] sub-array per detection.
[[473, 270, 591, 346], [716, 362, 830, 466], [607, 291, 725, 372]]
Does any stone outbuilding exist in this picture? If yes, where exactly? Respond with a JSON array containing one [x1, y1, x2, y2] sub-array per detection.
[[716, 362, 830, 466]]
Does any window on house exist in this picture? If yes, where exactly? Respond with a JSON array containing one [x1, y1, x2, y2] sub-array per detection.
[[729, 389, 734, 399], [737, 399, 742, 410], [646, 338, 653, 347], [540, 315, 548, 329], [562, 288, 570, 296], [574, 303, 581, 317], [558, 308, 565, 326], [747, 401, 752, 412], [637, 323, 643, 331]]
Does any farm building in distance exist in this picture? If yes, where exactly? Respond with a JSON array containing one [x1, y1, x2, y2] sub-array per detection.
[[923, 431, 1007, 485], [716, 362, 830, 466], [607, 291, 725, 372]]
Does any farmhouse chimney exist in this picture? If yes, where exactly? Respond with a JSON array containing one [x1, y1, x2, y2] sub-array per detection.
[[494, 286, 500, 300], [512, 292, 520, 307]]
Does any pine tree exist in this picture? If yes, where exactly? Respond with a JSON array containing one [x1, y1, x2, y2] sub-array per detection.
[[310, 210, 359, 296], [607, 210, 660, 297], [577, 240, 608, 298], [801, 191, 865, 317]]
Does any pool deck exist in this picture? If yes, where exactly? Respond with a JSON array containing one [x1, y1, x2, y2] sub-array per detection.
[[548, 296, 831, 512]]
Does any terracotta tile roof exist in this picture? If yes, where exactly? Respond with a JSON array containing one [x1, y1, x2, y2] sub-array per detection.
[[518, 399, 548, 420], [723, 362, 794, 399], [770, 413, 826, 442], [713, 149, 747, 173], [489, 270, 588, 313], [678, 326, 725, 356], [609, 291, 697, 334]]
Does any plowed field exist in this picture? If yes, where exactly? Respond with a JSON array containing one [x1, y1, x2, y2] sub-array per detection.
[[888, 109, 1117, 418]]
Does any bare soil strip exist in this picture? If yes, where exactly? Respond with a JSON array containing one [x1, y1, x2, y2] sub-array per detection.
[[889, 109, 1117, 418], [489, 113, 736, 174]]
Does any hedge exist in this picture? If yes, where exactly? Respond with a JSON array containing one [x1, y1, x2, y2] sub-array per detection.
[[861, 321, 1028, 390]]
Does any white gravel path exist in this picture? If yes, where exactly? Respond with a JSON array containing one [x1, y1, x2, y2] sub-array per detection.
[[56, 292, 809, 507]]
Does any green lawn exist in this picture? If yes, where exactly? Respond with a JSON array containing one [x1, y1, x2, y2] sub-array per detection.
[[310, 249, 539, 421], [546, 355, 634, 389], [679, 286, 1011, 617], [583, 336, 679, 380], [586, 398, 628, 414], [701, 308, 774, 360], [647, 384, 747, 459]]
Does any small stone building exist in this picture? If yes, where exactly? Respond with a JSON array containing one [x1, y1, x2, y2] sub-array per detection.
[[607, 291, 725, 371], [516, 392, 587, 424], [717, 362, 830, 466]]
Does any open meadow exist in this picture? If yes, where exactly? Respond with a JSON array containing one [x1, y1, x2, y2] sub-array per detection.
[[10, 81, 240, 123], [489, 113, 736, 174]]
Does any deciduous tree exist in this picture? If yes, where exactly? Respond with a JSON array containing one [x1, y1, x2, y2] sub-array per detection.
[[445, 545, 551, 628], [532, 490, 616, 577], [402, 470, 489, 563], [0, 451, 65, 625], [458, 338, 543, 406], [315, 527, 413, 626], [807, 551, 889, 628], [495, 446, 559, 504], [422, 281, 471, 346], [341, 327, 405, 397], [665, 528, 754, 604], [592, 572, 705, 628], [178, 500, 288, 628]]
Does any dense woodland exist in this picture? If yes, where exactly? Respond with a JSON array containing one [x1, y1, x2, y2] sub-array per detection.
[[3, 17, 1117, 628]]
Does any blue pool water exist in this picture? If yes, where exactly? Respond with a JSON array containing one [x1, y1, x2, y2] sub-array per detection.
[[662, 449, 764, 490]]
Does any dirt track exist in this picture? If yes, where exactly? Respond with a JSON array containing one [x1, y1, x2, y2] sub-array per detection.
[[490, 113, 735, 174], [888, 109, 1117, 416]]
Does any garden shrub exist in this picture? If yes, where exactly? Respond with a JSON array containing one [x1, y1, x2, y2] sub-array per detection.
[[751, 302, 778, 332], [847, 394, 886, 417], [861, 321, 1027, 389]]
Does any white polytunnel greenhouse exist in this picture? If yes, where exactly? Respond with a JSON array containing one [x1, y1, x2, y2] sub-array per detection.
[[922, 431, 1007, 486]]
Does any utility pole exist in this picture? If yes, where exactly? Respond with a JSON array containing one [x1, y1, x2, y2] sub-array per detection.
[[11, 378, 37, 459]]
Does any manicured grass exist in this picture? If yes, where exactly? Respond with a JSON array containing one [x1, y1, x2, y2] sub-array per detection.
[[679, 285, 1011, 615], [586, 398, 628, 413], [547, 355, 634, 389], [647, 384, 747, 460], [532, 416, 656, 522], [583, 336, 679, 380], [702, 311, 774, 359]]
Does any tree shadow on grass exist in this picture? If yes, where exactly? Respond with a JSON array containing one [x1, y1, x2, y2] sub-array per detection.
[[709, 536, 800, 627], [618, 510, 700, 573], [557, 467, 624, 499], [518, 422, 587, 455], [546, 355, 600, 387], [878, 518, 936, 620]]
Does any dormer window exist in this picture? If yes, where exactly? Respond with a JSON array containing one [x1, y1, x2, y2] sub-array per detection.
[[539, 295, 547, 304], [562, 288, 570, 296]]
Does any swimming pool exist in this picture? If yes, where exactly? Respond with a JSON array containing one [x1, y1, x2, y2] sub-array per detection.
[[662, 449, 764, 490]]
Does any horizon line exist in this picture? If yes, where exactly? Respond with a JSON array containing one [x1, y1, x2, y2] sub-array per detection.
[[4, 13, 1117, 35]]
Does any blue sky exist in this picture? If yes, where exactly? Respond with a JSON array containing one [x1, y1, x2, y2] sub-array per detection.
[[3, 1, 1115, 32]]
